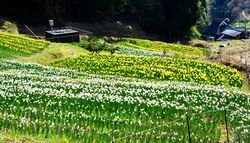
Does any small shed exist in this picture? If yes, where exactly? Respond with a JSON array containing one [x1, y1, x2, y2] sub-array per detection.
[[217, 27, 249, 40], [45, 29, 80, 43], [203, 20, 231, 40], [203, 19, 250, 40]]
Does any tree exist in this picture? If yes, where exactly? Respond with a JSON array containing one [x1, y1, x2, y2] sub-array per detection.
[[209, 0, 250, 22], [0, 0, 208, 41]]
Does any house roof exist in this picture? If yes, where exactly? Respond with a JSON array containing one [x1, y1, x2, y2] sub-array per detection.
[[231, 27, 247, 32], [217, 35, 233, 41], [204, 20, 230, 37], [221, 29, 241, 37]]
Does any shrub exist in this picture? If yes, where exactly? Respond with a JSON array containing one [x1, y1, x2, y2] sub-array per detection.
[[80, 39, 119, 54], [190, 26, 202, 38]]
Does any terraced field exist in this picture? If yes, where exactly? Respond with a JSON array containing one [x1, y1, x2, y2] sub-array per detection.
[[0, 31, 49, 54], [117, 38, 205, 57], [0, 31, 249, 142], [51, 54, 243, 87], [0, 61, 249, 142]]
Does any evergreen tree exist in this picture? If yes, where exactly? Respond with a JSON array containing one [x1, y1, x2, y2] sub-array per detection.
[[0, 0, 208, 41]]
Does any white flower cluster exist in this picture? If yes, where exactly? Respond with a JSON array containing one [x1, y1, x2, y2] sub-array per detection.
[[0, 61, 249, 142], [115, 47, 173, 57]]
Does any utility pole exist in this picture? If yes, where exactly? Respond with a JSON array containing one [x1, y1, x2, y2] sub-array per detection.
[[49, 20, 54, 32], [245, 19, 248, 39], [245, 19, 247, 31]]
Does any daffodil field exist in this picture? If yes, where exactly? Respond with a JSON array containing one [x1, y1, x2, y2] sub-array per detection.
[[0, 31, 249, 142], [0, 61, 249, 142], [51, 54, 243, 87], [115, 47, 171, 57], [0, 32, 49, 54], [117, 38, 205, 57]]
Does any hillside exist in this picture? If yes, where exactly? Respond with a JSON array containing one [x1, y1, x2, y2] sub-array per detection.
[[209, 0, 250, 21], [0, 60, 249, 142], [0, 31, 249, 142], [0, 0, 208, 41]]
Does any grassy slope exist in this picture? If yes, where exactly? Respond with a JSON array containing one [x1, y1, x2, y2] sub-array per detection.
[[0, 61, 249, 142], [117, 38, 206, 58], [0, 47, 23, 59], [0, 31, 88, 64], [0, 42, 89, 65], [0, 34, 244, 90], [0, 32, 49, 54], [240, 71, 250, 92], [208, 40, 249, 61], [233, 21, 250, 30], [0, 32, 247, 89], [19, 43, 89, 65], [0, 32, 249, 141], [205, 39, 250, 71], [189, 39, 250, 91]]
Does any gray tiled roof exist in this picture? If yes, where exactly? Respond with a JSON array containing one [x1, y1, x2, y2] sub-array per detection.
[[221, 29, 241, 37]]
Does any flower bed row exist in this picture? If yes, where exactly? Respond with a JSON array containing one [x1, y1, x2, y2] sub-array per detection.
[[51, 54, 243, 87], [0, 32, 49, 54], [0, 61, 249, 142]]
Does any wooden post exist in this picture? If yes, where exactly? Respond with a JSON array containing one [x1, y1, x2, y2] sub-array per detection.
[[248, 72, 250, 85], [245, 51, 248, 70], [224, 110, 230, 143], [24, 25, 39, 39], [241, 51, 243, 68], [186, 114, 192, 143]]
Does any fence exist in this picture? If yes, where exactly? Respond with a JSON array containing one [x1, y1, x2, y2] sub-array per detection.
[[111, 108, 250, 143]]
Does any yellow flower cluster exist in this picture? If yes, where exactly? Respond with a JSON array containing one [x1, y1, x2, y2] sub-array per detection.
[[0, 32, 49, 54], [0, 61, 249, 142], [51, 54, 243, 87]]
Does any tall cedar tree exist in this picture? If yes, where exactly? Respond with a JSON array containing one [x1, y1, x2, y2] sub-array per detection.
[[0, 0, 207, 41]]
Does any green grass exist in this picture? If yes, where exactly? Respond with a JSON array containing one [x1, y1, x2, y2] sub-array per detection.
[[0, 31, 250, 142], [117, 38, 205, 57], [0, 46, 24, 59], [0, 31, 205, 65], [233, 21, 250, 30], [239, 71, 250, 92], [0, 32, 89, 65], [0, 61, 249, 142], [208, 40, 250, 69], [19, 43, 89, 65], [209, 40, 247, 50], [0, 130, 71, 143]]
